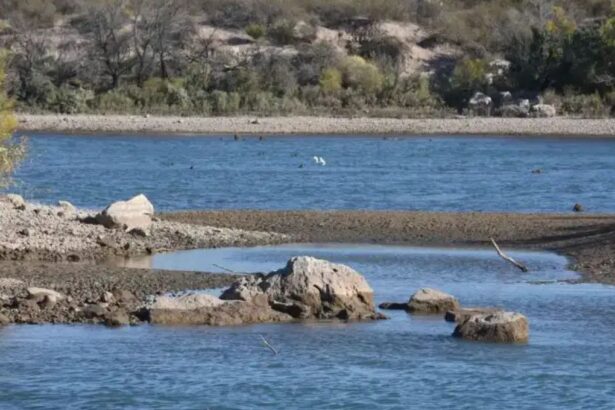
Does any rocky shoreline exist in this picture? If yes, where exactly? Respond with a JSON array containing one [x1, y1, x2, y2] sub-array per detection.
[[3, 198, 615, 328], [0, 195, 288, 262], [16, 114, 615, 137]]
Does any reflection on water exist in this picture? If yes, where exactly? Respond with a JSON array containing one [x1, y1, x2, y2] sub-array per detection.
[[3, 244, 615, 409]]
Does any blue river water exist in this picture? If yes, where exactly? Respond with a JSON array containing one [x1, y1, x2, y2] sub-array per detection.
[[9, 133, 615, 212], [2, 244, 615, 409]]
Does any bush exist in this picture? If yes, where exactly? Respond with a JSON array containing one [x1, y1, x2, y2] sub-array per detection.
[[267, 19, 297, 45], [210, 90, 240, 114], [245, 23, 266, 40], [560, 92, 609, 118], [339, 56, 383, 95], [92, 90, 136, 113], [319, 67, 342, 94], [47, 86, 93, 114]]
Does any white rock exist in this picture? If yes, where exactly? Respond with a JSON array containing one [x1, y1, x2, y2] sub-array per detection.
[[95, 194, 154, 231], [58, 200, 77, 215], [6, 194, 26, 210], [531, 104, 556, 118], [27, 287, 65, 301]]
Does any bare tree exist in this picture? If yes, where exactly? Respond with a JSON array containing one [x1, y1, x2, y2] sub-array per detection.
[[149, 0, 190, 79], [129, 0, 156, 86], [86, 0, 132, 89]]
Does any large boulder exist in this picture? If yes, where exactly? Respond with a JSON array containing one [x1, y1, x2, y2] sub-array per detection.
[[149, 294, 224, 310], [221, 256, 381, 321], [95, 194, 154, 232], [408, 288, 459, 314], [531, 104, 556, 118], [0, 312, 9, 325], [452, 311, 529, 343]]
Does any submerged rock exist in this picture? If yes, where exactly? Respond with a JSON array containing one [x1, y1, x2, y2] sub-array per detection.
[[445, 307, 502, 323], [408, 288, 459, 314], [95, 194, 154, 232], [221, 256, 381, 321], [147, 300, 291, 326], [452, 311, 529, 343], [378, 302, 409, 310]]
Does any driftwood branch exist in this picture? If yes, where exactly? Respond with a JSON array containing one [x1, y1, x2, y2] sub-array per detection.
[[259, 335, 278, 355], [490, 238, 529, 272], [212, 263, 236, 273]]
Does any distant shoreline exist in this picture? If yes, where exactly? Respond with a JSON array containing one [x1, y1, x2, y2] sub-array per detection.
[[16, 114, 615, 137]]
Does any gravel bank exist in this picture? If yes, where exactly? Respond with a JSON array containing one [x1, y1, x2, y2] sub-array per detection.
[[164, 210, 615, 284], [17, 114, 615, 137], [0, 198, 289, 262]]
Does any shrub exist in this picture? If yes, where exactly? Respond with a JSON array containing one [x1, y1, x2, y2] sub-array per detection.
[[339, 56, 383, 95], [560, 92, 609, 118], [245, 23, 266, 40], [319, 67, 342, 94], [47, 86, 93, 114], [92, 90, 136, 113], [267, 19, 297, 45], [210, 90, 240, 114]]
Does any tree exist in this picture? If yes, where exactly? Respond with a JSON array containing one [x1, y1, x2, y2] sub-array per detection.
[[149, 0, 190, 79], [86, 0, 132, 89], [0, 51, 25, 186]]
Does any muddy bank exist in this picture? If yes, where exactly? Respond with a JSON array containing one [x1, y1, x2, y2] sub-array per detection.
[[17, 114, 615, 137], [163, 210, 615, 284]]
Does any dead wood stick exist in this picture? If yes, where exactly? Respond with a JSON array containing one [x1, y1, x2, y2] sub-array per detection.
[[259, 335, 278, 355], [212, 263, 236, 273], [490, 238, 529, 272]]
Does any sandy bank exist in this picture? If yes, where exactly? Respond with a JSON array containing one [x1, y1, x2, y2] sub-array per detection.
[[16, 114, 615, 137], [163, 210, 615, 284]]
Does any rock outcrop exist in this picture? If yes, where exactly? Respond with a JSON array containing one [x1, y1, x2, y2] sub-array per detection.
[[452, 311, 529, 343], [95, 194, 154, 232], [221, 256, 381, 321], [408, 288, 460, 314]]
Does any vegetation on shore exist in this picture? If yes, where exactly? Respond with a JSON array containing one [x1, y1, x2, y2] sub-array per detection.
[[0, 0, 614, 118], [0, 50, 24, 185]]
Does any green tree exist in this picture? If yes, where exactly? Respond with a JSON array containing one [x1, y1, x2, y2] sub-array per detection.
[[0, 51, 25, 186]]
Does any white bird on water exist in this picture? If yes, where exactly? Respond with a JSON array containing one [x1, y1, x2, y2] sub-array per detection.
[[312, 156, 326, 166]]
